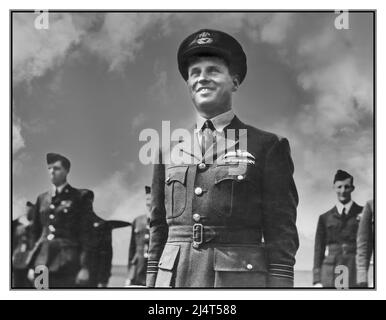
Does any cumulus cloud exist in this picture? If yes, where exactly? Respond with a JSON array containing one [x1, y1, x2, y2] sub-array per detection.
[[13, 13, 84, 84], [12, 195, 28, 220], [92, 164, 148, 222], [84, 13, 172, 73], [13, 115, 25, 154]]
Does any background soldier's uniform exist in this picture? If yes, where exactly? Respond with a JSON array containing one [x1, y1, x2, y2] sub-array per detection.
[[356, 200, 374, 286], [12, 204, 35, 288], [28, 186, 96, 288], [313, 202, 363, 288], [147, 116, 299, 287], [128, 214, 150, 286], [89, 216, 131, 287]]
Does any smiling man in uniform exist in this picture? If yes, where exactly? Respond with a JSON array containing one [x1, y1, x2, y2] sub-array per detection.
[[146, 29, 299, 288]]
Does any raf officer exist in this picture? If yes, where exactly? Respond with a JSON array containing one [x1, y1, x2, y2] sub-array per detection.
[[89, 215, 131, 288], [126, 186, 151, 286], [356, 199, 374, 287], [27, 153, 96, 288], [146, 29, 299, 288], [12, 201, 35, 288], [313, 170, 363, 288]]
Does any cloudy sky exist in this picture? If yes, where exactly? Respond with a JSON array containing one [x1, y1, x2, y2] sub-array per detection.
[[12, 11, 374, 270]]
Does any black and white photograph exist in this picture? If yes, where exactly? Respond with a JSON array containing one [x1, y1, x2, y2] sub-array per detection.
[[10, 10, 375, 291]]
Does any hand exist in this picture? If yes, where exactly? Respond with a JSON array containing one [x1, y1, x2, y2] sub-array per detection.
[[313, 283, 323, 288], [124, 278, 132, 287], [75, 268, 90, 285], [27, 269, 35, 282]]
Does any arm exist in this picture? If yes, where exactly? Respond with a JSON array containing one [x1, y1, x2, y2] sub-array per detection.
[[76, 190, 97, 283], [356, 201, 373, 285], [146, 162, 169, 287], [262, 137, 299, 287], [127, 220, 137, 281], [313, 215, 326, 285]]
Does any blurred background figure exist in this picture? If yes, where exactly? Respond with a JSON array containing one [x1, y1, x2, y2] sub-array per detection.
[[88, 214, 131, 288], [356, 199, 374, 287], [12, 201, 35, 288], [313, 170, 363, 288], [125, 186, 151, 287]]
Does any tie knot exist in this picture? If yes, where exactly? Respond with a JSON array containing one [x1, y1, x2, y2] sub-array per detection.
[[202, 120, 215, 132]]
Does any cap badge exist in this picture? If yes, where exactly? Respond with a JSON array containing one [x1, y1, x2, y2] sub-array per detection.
[[195, 31, 213, 45]]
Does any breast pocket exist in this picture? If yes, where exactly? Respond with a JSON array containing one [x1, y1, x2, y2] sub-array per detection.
[[212, 164, 259, 218], [214, 245, 267, 287], [165, 166, 188, 219]]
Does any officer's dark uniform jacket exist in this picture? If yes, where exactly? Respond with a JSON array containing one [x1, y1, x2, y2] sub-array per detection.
[[147, 116, 299, 287], [12, 214, 35, 288], [313, 202, 363, 288], [28, 185, 96, 281], [128, 214, 150, 286], [88, 216, 114, 287], [356, 200, 374, 285]]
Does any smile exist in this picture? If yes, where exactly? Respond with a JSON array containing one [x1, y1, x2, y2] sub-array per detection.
[[196, 87, 215, 93]]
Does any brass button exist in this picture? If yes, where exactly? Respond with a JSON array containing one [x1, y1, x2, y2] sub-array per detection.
[[194, 187, 203, 196], [237, 175, 244, 181], [193, 213, 201, 222], [247, 264, 253, 270], [47, 234, 55, 241], [144, 253, 149, 259], [48, 225, 56, 232], [198, 163, 206, 170], [49, 204, 55, 209], [49, 214, 55, 220], [144, 234, 150, 240], [93, 222, 100, 228], [63, 208, 68, 213]]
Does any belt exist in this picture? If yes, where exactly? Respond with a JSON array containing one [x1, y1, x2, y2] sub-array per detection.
[[167, 225, 262, 249], [327, 243, 356, 255]]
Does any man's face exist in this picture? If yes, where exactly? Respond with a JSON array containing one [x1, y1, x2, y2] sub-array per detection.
[[333, 178, 354, 204], [187, 56, 238, 118], [145, 194, 152, 213], [48, 161, 68, 186]]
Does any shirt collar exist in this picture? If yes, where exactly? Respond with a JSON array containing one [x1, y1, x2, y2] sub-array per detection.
[[196, 109, 235, 133], [51, 182, 68, 196], [336, 200, 353, 215]]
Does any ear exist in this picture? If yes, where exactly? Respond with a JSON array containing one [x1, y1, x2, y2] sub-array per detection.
[[232, 76, 240, 92]]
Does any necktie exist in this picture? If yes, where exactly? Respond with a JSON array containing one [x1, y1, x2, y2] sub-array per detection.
[[341, 208, 346, 219], [201, 120, 216, 156]]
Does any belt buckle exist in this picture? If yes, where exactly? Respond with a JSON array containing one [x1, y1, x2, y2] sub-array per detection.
[[193, 223, 204, 248]]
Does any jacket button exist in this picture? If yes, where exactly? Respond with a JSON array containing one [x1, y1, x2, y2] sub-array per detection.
[[48, 225, 56, 232], [193, 214, 201, 222], [93, 222, 100, 228], [47, 234, 55, 241], [49, 204, 55, 209], [198, 163, 206, 170], [49, 214, 55, 220], [144, 234, 150, 240], [247, 264, 253, 270], [237, 175, 244, 181], [63, 208, 68, 213], [194, 187, 203, 196]]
